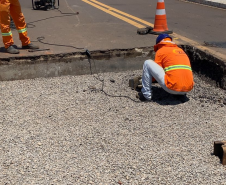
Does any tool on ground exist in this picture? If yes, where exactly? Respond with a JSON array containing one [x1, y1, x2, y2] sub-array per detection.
[[28, 48, 50, 52], [129, 76, 142, 90], [32, 0, 59, 10], [149, 0, 172, 35], [214, 141, 226, 165]]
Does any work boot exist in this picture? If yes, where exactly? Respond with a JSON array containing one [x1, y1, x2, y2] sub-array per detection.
[[6, 45, 19, 54], [136, 92, 151, 102], [22, 43, 39, 49]]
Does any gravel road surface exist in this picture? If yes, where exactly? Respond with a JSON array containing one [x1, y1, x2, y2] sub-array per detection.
[[0, 70, 226, 184]]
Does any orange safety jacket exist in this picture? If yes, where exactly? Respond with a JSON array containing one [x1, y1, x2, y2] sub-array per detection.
[[0, 0, 30, 48], [154, 39, 194, 92]]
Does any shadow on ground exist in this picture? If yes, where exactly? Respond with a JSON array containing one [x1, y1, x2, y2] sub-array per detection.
[[0, 47, 5, 53], [149, 86, 189, 105]]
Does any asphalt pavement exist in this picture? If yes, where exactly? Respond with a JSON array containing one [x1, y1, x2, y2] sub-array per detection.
[[0, 0, 226, 61]]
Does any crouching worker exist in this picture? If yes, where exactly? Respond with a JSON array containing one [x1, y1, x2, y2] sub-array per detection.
[[0, 0, 39, 54], [137, 34, 194, 101]]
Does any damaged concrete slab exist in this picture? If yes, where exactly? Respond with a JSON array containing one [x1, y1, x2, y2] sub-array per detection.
[[0, 44, 226, 91], [0, 47, 154, 81], [182, 45, 226, 89]]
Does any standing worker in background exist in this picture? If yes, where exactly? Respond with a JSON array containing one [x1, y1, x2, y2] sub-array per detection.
[[137, 34, 194, 101], [0, 0, 39, 54]]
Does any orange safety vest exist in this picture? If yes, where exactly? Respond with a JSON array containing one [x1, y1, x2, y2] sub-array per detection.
[[0, 0, 30, 48], [154, 40, 194, 92]]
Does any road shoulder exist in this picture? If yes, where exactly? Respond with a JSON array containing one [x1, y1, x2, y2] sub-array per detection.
[[183, 0, 226, 9]]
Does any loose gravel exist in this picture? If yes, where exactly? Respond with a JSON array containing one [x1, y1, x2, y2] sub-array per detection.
[[0, 70, 226, 185]]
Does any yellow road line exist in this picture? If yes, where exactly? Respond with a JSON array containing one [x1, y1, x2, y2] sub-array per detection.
[[82, 0, 147, 28], [89, 0, 154, 27], [82, 0, 226, 60]]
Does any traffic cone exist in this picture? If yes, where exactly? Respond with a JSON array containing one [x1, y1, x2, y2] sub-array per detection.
[[149, 0, 173, 35]]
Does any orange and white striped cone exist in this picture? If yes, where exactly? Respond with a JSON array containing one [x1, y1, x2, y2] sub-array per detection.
[[149, 0, 173, 35]]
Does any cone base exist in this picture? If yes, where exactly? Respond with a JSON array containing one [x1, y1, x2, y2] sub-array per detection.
[[137, 27, 153, 35], [149, 30, 173, 35]]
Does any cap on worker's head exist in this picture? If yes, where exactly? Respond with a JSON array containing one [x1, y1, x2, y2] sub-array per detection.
[[156, 34, 172, 44]]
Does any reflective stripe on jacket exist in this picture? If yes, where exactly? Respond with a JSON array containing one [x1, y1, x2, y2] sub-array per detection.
[[164, 65, 192, 72]]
